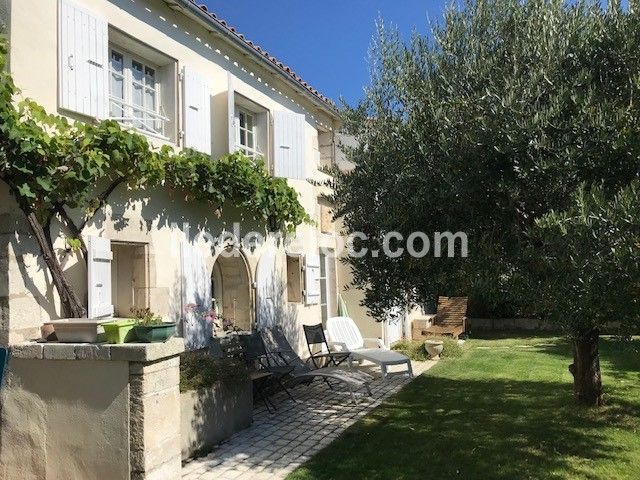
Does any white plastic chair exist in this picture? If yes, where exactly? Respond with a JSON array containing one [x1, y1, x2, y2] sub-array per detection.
[[326, 316, 386, 352], [326, 317, 413, 379]]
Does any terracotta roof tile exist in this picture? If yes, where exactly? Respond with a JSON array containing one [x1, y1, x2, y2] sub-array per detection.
[[184, 0, 335, 109]]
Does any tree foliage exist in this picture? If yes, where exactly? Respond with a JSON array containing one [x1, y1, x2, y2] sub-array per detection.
[[530, 182, 640, 338], [334, 0, 640, 320]]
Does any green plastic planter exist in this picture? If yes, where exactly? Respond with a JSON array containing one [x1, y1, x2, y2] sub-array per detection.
[[102, 319, 137, 344], [133, 323, 177, 343]]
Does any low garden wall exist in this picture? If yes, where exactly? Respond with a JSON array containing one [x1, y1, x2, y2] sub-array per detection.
[[468, 318, 558, 332], [180, 380, 253, 460], [179, 351, 253, 461]]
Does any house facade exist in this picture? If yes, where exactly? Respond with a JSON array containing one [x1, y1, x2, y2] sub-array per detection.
[[0, 0, 346, 351]]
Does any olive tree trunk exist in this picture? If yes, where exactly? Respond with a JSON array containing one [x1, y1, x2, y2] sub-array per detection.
[[569, 329, 603, 406], [25, 211, 86, 318]]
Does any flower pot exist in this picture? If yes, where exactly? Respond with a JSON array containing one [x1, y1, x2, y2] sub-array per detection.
[[134, 323, 177, 343], [43, 319, 110, 343], [102, 319, 137, 344], [424, 340, 444, 360]]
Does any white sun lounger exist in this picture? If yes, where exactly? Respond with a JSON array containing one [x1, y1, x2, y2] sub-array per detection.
[[326, 316, 413, 380]]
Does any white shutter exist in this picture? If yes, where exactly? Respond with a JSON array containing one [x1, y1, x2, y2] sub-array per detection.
[[227, 72, 236, 153], [304, 253, 321, 305], [87, 236, 114, 318], [181, 241, 212, 350], [256, 248, 277, 329], [273, 111, 306, 179], [58, 0, 108, 119], [183, 66, 211, 155]]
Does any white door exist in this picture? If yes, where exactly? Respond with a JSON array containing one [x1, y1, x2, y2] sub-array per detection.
[[87, 236, 114, 318], [181, 241, 212, 350], [383, 308, 404, 347]]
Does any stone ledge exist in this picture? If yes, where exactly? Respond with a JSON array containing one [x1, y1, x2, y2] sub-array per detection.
[[10, 337, 185, 362]]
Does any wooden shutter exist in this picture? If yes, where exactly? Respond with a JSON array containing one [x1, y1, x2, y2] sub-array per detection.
[[273, 111, 306, 179], [304, 253, 321, 305], [58, 0, 108, 119], [87, 236, 114, 318], [227, 72, 236, 153], [181, 241, 212, 350], [256, 248, 277, 329], [182, 66, 211, 155]]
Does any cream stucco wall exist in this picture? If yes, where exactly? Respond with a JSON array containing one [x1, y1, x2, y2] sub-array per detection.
[[0, 358, 130, 480], [2, 0, 341, 351]]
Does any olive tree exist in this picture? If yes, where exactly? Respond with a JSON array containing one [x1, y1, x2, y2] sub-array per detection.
[[333, 0, 640, 405]]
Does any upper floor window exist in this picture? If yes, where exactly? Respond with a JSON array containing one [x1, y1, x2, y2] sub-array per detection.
[[109, 47, 168, 138], [235, 107, 261, 159]]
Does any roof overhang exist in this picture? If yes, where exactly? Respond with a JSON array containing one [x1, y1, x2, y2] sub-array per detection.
[[164, 0, 340, 120]]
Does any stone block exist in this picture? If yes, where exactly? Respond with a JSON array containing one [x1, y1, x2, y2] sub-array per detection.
[[141, 388, 181, 447], [132, 363, 180, 396], [110, 337, 184, 362], [129, 356, 179, 375], [74, 344, 112, 361], [43, 343, 77, 360], [144, 456, 182, 480], [10, 342, 43, 359], [142, 435, 182, 472]]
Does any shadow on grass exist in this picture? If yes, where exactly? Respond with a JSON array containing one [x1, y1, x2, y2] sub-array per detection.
[[288, 369, 640, 479]]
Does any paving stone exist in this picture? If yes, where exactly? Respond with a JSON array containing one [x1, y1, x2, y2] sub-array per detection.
[[184, 360, 433, 479]]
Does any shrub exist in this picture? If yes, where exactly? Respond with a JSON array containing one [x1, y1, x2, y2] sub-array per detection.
[[179, 350, 249, 393]]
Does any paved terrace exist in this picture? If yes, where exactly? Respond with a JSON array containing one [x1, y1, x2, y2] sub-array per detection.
[[182, 360, 435, 480]]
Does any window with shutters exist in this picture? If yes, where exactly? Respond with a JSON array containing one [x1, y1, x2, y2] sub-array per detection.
[[231, 93, 269, 162], [108, 47, 168, 138]]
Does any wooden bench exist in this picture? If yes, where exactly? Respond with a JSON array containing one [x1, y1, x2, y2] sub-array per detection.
[[413, 297, 468, 340]]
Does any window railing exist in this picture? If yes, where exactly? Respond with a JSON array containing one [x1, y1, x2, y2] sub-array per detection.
[[236, 144, 263, 160], [109, 95, 169, 139]]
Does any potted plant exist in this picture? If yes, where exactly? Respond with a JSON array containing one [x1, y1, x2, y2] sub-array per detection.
[[131, 307, 176, 343], [102, 318, 137, 344]]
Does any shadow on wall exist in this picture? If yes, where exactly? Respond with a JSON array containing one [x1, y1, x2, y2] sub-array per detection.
[[171, 276, 213, 351], [5, 178, 267, 333], [180, 364, 253, 461], [255, 259, 300, 352]]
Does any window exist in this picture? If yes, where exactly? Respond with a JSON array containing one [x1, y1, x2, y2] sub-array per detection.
[[319, 251, 336, 322], [236, 107, 260, 158], [109, 47, 168, 138], [319, 253, 328, 322]]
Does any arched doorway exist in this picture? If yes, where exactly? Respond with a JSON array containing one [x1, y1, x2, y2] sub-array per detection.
[[211, 249, 253, 332]]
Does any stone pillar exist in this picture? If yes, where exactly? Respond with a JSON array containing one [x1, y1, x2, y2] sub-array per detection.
[[129, 355, 182, 479]]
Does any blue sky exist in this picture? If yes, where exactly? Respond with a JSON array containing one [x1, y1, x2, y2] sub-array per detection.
[[202, 0, 452, 105], [202, 1, 623, 106]]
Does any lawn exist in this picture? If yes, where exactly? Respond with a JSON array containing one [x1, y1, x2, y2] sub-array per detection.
[[287, 336, 640, 480]]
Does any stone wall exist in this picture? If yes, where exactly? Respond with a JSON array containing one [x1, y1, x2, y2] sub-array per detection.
[[468, 318, 559, 332], [180, 380, 253, 460]]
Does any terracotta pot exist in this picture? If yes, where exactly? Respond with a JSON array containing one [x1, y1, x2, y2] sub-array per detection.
[[424, 340, 444, 360]]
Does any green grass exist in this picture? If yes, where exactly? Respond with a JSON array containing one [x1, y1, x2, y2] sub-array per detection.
[[392, 337, 464, 361], [287, 336, 640, 480]]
